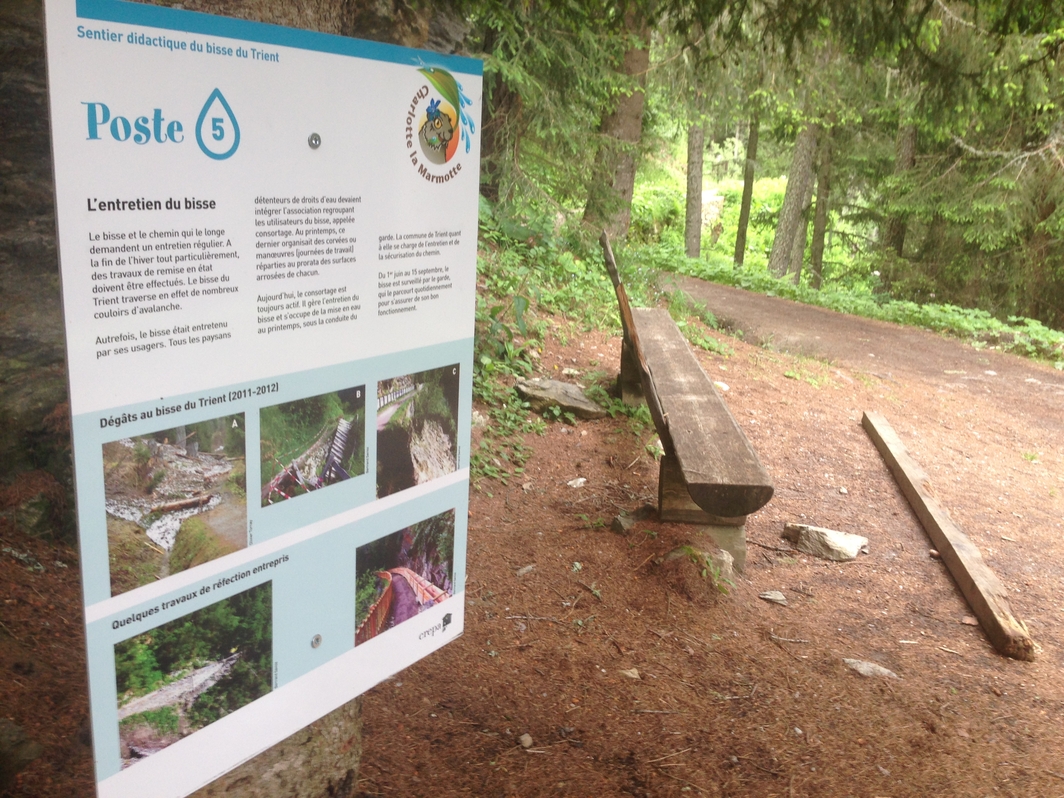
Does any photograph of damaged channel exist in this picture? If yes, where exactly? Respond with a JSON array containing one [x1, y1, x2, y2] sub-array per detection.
[[104, 414, 247, 598], [376, 364, 459, 498], [114, 581, 272, 770], [259, 386, 366, 507]]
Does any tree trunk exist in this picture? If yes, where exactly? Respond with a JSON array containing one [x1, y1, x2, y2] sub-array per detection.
[[884, 123, 917, 256], [733, 110, 760, 267], [189, 700, 363, 798], [767, 122, 819, 278], [788, 196, 811, 284], [685, 123, 705, 258], [583, 10, 650, 238], [810, 125, 835, 289]]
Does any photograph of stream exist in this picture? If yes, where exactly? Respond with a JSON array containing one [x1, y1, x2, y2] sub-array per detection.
[[103, 415, 247, 598], [376, 365, 460, 498]]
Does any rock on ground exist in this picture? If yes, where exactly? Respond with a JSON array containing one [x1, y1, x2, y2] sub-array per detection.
[[514, 378, 607, 420], [843, 659, 900, 679], [782, 523, 869, 561]]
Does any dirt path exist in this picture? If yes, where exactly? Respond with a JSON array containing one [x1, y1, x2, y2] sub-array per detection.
[[377, 393, 415, 432], [668, 274, 1064, 435]]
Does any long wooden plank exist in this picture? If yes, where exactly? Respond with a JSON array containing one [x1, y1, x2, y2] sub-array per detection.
[[633, 307, 773, 518], [862, 411, 1035, 661], [600, 233, 662, 418]]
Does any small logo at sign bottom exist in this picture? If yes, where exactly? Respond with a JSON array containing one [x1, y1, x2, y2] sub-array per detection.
[[419, 614, 453, 640]]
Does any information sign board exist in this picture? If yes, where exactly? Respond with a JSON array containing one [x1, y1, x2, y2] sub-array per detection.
[[43, 2, 480, 795]]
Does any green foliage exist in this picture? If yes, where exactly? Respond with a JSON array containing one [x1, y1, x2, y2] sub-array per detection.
[[542, 405, 577, 424], [675, 545, 733, 594], [224, 417, 245, 457], [630, 184, 685, 246], [666, 290, 735, 355], [409, 370, 457, 439], [471, 1, 628, 208], [411, 509, 456, 569], [169, 517, 235, 575], [679, 321, 734, 356], [119, 707, 179, 736], [259, 390, 365, 489], [471, 390, 542, 485], [667, 290, 718, 329], [133, 441, 152, 468], [146, 468, 166, 493], [114, 637, 163, 696], [227, 465, 246, 499], [187, 659, 271, 727], [115, 582, 272, 719], [582, 383, 653, 431], [355, 569, 380, 628]]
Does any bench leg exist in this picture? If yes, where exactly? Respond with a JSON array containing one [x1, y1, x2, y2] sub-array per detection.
[[695, 523, 746, 574], [619, 338, 644, 405], [659, 454, 714, 523], [658, 454, 747, 572]]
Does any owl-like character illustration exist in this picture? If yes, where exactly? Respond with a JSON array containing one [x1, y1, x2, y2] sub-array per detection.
[[418, 98, 455, 165]]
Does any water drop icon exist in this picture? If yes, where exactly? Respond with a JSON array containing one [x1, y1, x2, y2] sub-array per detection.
[[196, 88, 240, 160]]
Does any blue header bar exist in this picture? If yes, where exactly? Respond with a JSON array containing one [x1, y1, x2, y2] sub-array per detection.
[[76, 0, 483, 75]]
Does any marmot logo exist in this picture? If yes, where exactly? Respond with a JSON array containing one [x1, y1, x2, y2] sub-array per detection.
[[419, 99, 455, 165]]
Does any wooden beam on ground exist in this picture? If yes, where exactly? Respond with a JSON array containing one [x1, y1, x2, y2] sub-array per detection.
[[861, 411, 1035, 661], [634, 307, 773, 518]]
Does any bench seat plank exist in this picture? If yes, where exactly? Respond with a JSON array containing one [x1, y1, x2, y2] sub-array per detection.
[[632, 307, 773, 518]]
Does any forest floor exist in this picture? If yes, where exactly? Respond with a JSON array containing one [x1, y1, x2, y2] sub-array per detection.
[[356, 280, 1064, 797], [2, 278, 1063, 797]]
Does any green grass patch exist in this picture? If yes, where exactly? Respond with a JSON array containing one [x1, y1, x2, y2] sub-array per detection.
[[119, 706, 180, 736], [169, 517, 238, 575]]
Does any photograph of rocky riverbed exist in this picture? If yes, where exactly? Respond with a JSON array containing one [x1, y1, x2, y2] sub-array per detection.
[[104, 415, 247, 597], [259, 387, 366, 507], [114, 581, 272, 769], [376, 365, 460, 498]]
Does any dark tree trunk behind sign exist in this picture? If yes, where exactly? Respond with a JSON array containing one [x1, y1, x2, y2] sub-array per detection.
[[685, 123, 705, 258], [733, 110, 760, 267], [768, 122, 819, 278]]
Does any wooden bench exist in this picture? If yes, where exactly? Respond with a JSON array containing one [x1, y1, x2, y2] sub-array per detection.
[[601, 234, 774, 570]]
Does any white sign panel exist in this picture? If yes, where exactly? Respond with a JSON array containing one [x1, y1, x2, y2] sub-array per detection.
[[44, 1, 480, 794]]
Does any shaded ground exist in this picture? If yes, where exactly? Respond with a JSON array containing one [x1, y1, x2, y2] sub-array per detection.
[[2, 278, 1063, 796]]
